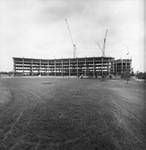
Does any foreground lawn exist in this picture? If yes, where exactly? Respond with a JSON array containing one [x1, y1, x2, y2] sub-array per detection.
[[0, 77, 146, 150]]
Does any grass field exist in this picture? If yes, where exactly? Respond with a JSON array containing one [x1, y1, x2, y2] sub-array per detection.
[[0, 77, 146, 150]]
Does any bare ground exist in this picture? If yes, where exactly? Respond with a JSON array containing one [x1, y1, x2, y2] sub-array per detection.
[[0, 77, 146, 150]]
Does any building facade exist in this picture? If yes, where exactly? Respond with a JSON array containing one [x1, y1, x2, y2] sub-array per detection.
[[111, 59, 132, 75], [13, 57, 132, 76], [13, 57, 115, 76]]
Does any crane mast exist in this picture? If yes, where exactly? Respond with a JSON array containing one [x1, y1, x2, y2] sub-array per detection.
[[95, 29, 108, 77], [65, 18, 76, 58]]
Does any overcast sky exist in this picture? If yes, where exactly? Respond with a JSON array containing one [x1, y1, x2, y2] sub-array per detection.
[[0, 0, 145, 72]]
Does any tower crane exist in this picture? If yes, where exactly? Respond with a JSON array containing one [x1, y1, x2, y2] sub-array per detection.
[[95, 29, 108, 57], [95, 42, 105, 57], [95, 29, 108, 77], [65, 18, 76, 58], [103, 29, 108, 57]]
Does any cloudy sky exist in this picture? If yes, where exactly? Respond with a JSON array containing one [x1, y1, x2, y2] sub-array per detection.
[[0, 0, 145, 72]]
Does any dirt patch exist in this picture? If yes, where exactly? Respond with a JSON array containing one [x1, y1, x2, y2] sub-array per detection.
[[0, 81, 13, 106]]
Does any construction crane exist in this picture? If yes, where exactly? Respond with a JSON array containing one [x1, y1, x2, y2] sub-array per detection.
[[95, 29, 108, 77], [95, 42, 105, 57], [65, 18, 76, 58], [95, 29, 108, 57], [103, 29, 108, 57]]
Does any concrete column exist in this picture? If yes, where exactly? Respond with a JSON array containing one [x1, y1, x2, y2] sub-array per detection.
[[54, 59, 56, 76], [113, 60, 114, 73], [121, 59, 123, 73], [126, 60, 128, 71], [39, 59, 41, 75], [108, 58, 110, 75], [30, 59, 32, 76], [102, 57, 103, 76], [13, 58, 16, 76], [48, 60, 49, 76], [77, 58, 78, 76], [93, 57, 95, 76], [69, 58, 70, 76], [61, 59, 63, 77], [116, 60, 117, 75], [22, 57, 24, 76], [85, 57, 87, 76]]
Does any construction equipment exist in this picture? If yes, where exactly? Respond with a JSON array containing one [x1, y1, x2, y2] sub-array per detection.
[[65, 18, 76, 58], [95, 29, 108, 57], [95, 42, 105, 57], [95, 29, 108, 78], [103, 29, 108, 57]]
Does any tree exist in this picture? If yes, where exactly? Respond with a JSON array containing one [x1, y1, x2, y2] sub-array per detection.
[[130, 71, 134, 76], [136, 71, 146, 83], [109, 74, 112, 79], [123, 70, 131, 84], [144, 72, 146, 83]]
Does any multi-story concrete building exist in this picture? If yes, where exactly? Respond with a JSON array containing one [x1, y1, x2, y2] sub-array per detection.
[[13, 57, 114, 76], [13, 57, 132, 76], [111, 59, 132, 75]]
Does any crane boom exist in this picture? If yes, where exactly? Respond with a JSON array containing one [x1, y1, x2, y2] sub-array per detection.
[[65, 18, 76, 58], [95, 42, 104, 56], [103, 29, 108, 57], [65, 18, 74, 45]]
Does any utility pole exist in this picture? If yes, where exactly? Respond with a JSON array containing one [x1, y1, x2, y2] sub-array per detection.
[[65, 18, 76, 58]]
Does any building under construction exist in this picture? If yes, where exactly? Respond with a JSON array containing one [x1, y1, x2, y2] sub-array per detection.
[[111, 59, 132, 75], [13, 20, 132, 77], [13, 57, 132, 77]]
